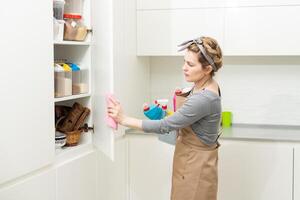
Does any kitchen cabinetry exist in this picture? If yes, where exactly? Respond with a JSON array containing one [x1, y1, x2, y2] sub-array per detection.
[[294, 146, 300, 200], [137, 0, 225, 10], [224, 6, 300, 55], [56, 151, 97, 200], [97, 137, 129, 200], [137, 9, 224, 56], [137, 0, 300, 10], [0, 169, 55, 200], [128, 134, 175, 200], [218, 140, 293, 200], [54, 0, 149, 161], [126, 134, 296, 200], [225, 0, 300, 7], [0, 0, 54, 185], [137, 1, 300, 56], [54, 0, 116, 160], [1, 0, 148, 191]]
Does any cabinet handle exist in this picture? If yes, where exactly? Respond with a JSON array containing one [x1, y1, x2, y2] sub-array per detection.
[[81, 123, 94, 133]]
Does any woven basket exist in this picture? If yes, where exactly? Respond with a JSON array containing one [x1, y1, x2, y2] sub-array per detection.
[[65, 129, 83, 146]]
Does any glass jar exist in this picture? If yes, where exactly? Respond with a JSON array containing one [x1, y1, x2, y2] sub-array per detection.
[[54, 63, 72, 97], [63, 14, 87, 41], [64, 0, 83, 15], [53, 18, 64, 41], [53, 0, 65, 20]]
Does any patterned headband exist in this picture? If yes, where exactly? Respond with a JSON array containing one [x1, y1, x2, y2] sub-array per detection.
[[178, 37, 217, 72]]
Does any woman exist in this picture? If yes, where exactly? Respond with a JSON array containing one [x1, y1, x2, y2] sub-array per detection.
[[108, 36, 223, 200]]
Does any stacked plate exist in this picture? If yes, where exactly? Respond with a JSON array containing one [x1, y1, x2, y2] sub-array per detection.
[[55, 132, 67, 148]]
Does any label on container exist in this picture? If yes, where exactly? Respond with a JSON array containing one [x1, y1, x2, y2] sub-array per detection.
[[71, 21, 77, 28]]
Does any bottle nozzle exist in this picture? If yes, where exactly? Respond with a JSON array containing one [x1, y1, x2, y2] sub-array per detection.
[[143, 103, 150, 111]]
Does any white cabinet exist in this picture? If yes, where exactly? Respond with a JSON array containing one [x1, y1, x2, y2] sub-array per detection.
[[295, 147, 300, 200], [0, 0, 54, 184], [137, 0, 225, 10], [54, 0, 149, 161], [137, 9, 225, 56], [90, 0, 115, 159], [128, 134, 175, 200], [137, 3, 300, 56], [97, 137, 129, 200], [54, 0, 113, 159], [56, 151, 97, 200], [0, 169, 55, 200], [1, 0, 148, 187], [225, 0, 300, 7], [126, 136, 294, 200], [218, 140, 293, 200], [138, 0, 300, 10], [224, 6, 300, 55]]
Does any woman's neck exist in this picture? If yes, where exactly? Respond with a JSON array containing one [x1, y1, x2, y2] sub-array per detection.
[[193, 76, 212, 93]]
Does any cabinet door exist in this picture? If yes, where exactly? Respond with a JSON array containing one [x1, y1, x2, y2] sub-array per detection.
[[56, 151, 97, 200], [137, 8, 225, 55], [0, 0, 54, 184], [295, 147, 300, 200], [224, 6, 300, 55], [91, 0, 115, 160], [129, 135, 175, 200], [225, 0, 300, 7], [97, 137, 129, 200], [138, 0, 225, 10], [0, 169, 55, 200], [218, 140, 293, 200]]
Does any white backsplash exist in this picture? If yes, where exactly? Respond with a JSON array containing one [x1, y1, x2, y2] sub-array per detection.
[[150, 56, 300, 126]]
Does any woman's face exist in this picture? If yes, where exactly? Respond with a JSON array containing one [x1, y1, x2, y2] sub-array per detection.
[[182, 50, 210, 82]]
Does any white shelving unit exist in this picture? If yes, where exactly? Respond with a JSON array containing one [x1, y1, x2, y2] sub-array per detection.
[[53, 0, 93, 158]]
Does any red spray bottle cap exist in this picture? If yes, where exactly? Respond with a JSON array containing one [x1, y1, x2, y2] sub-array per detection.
[[162, 105, 167, 110], [143, 103, 150, 111]]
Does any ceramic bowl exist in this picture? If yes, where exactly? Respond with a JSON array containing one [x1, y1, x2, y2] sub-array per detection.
[[55, 132, 67, 148]]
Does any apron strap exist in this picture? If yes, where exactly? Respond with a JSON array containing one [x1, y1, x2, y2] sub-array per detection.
[[217, 85, 221, 97]]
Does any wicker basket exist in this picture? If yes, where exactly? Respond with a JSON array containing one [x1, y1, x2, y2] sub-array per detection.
[[65, 129, 83, 146]]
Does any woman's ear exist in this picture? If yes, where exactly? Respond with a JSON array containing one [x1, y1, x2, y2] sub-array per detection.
[[204, 65, 213, 75]]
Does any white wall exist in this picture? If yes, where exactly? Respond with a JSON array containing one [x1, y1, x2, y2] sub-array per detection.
[[150, 56, 300, 125], [113, 0, 150, 121]]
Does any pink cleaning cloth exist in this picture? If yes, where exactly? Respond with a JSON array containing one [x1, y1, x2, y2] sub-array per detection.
[[106, 94, 118, 130]]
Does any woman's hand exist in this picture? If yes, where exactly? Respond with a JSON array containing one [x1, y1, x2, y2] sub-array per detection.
[[107, 97, 126, 125]]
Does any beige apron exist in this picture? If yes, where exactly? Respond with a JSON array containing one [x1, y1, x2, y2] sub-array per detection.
[[171, 91, 220, 200]]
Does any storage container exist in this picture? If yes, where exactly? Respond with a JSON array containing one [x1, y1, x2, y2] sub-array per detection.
[[64, 0, 83, 15], [65, 129, 82, 146], [54, 63, 72, 97], [53, 18, 64, 42], [70, 64, 89, 95], [63, 14, 88, 41], [53, 0, 65, 20]]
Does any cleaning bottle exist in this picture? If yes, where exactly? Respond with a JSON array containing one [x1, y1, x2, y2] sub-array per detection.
[[156, 99, 169, 118], [143, 103, 163, 120]]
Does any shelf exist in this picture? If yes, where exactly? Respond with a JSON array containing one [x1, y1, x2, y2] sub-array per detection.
[[55, 141, 94, 164], [54, 93, 91, 102], [54, 41, 92, 46]]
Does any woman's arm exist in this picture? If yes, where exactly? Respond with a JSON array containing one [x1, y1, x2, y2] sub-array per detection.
[[121, 116, 143, 131], [107, 93, 211, 134]]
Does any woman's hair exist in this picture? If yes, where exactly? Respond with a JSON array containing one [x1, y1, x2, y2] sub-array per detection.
[[187, 37, 223, 76]]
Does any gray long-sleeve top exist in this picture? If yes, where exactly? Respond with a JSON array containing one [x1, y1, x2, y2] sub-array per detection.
[[142, 90, 222, 145]]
